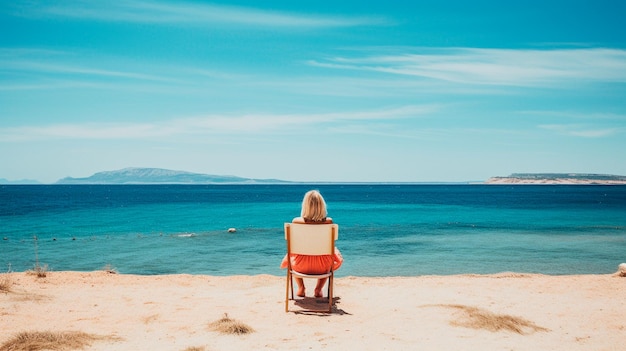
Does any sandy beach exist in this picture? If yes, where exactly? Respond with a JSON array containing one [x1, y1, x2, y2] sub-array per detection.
[[1, 271, 625, 350]]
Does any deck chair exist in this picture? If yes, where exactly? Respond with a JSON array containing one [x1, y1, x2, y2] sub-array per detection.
[[284, 222, 338, 313]]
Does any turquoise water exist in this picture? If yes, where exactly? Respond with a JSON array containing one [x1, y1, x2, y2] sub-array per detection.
[[1, 184, 625, 276]]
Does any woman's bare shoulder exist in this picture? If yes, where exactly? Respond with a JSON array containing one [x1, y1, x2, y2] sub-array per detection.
[[292, 217, 306, 223]]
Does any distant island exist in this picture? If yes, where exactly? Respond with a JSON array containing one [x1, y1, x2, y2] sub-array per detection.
[[486, 173, 626, 185], [55, 168, 291, 184], [3, 169, 626, 185], [0, 178, 41, 185]]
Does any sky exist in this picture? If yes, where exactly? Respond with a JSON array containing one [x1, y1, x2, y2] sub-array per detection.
[[1, 0, 625, 183]]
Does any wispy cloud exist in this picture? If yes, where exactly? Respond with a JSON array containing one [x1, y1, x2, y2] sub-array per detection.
[[7, 0, 387, 28], [0, 48, 179, 87], [539, 124, 622, 138], [0, 49, 224, 92], [0, 105, 435, 142], [521, 110, 626, 121], [520, 110, 625, 138], [309, 48, 626, 86], [4, 60, 173, 82]]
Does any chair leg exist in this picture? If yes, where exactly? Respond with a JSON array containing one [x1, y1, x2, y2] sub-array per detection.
[[327, 276, 330, 297], [327, 274, 333, 313], [285, 272, 290, 312]]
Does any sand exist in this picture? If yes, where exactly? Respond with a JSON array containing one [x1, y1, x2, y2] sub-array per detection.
[[1, 271, 625, 351]]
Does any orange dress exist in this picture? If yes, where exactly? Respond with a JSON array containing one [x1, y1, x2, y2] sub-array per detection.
[[280, 247, 343, 274]]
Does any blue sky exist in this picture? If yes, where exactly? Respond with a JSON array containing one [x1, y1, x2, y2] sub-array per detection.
[[1, 0, 625, 183]]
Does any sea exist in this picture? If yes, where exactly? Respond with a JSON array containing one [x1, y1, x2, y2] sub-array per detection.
[[1, 184, 625, 277]]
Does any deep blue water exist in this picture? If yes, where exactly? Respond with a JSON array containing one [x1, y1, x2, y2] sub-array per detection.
[[1, 184, 625, 276]]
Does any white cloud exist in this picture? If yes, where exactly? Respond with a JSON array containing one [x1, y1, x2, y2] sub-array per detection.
[[310, 48, 626, 86], [9, 0, 387, 28], [0, 105, 435, 142]]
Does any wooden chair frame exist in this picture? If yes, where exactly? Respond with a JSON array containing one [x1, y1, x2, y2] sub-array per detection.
[[284, 223, 338, 313]]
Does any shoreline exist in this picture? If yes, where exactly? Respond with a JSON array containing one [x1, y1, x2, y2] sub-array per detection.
[[485, 177, 626, 185], [2, 271, 625, 350], [486, 180, 626, 185]]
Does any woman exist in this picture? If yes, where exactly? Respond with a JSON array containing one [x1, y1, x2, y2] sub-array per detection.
[[280, 190, 343, 298]]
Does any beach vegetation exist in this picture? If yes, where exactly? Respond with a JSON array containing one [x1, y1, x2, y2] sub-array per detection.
[[441, 304, 549, 334], [617, 263, 626, 277], [0, 331, 110, 351], [101, 264, 118, 274], [0, 264, 12, 293], [0, 275, 11, 293], [30, 236, 48, 278], [208, 313, 254, 335], [28, 263, 49, 278]]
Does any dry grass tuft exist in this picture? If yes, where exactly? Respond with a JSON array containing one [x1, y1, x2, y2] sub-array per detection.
[[0, 274, 12, 293], [440, 304, 549, 334], [27, 264, 49, 278], [617, 263, 626, 277], [1, 264, 13, 293], [208, 313, 254, 335], [182, 347, 206, 351], [101, 264, 118, 274], [30, 236, 48, 278], [0, 331, 111, 351]]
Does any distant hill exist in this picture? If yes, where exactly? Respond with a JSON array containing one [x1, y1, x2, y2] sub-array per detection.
[[486, 173, 626, 185], [55, 168, 290, 184], [0, 178, 41, 185]]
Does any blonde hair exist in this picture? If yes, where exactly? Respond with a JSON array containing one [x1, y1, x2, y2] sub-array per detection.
[[300, 190, 327, 222]]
